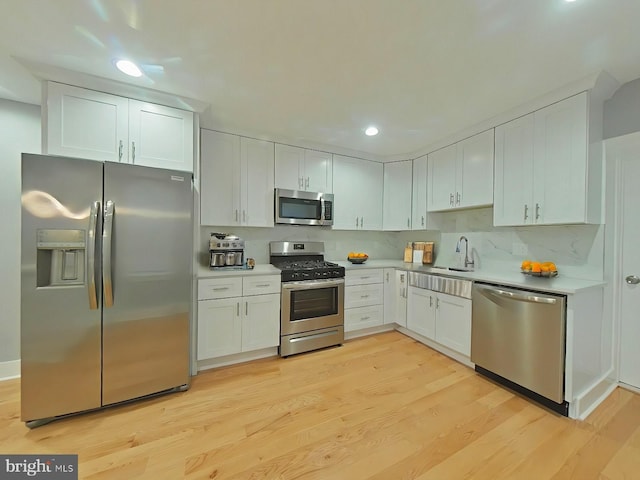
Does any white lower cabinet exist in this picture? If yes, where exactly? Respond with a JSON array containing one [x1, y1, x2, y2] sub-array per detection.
[[383, 268, 407, 327], [197, 275, 280, 360], [406, 286, 471, 356], [345, 269, 384, 332]]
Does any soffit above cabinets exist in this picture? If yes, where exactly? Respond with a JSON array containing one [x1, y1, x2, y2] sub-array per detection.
[[0, 1, 639, 158]]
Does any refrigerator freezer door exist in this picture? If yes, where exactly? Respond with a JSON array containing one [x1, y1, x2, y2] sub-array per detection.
[[21, 154, 103, 422], [102, 163, 192, 405]]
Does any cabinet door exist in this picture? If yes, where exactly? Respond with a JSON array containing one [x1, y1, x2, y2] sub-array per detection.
[[358, 159, 384, 230], [457, 129, 494, 208], [242, 293, 280, 352], [275, 144, 304, 190], [304, 150, 333, 193], [383, 160, 413, 231], [345, 305, 384, 332], [200, 130, 241, 226], [128, 100, 194, 172], [45, 82, 129, 162], [434, 293, 471, 356], [383, 269, 395, 325], [241, 137, 274, 227], [406, 287, 435, 339], [332, 155, 364, 230], [395, 270, 407, 327], [197, 297, 242, 359], [533, 92, 588, 224], [428, 144, 457, 212], [494, 114, 535, 226], [412, 155, 428, 230]]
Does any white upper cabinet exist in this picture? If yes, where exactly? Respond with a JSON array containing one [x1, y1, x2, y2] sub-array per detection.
[[44, 82, 194, 172], [275, 144, 332, 193], [128, 100, 194, 172], [200, 129, 274, 227], [411, 155, 428, 230], [383, 160, 413, 231], [333, 155, 383, 230], [428, 129, 494, 212], [494, 92, 599, 226]]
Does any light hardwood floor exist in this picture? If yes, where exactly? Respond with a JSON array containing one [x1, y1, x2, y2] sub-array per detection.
[[1, 331, 639, 479]]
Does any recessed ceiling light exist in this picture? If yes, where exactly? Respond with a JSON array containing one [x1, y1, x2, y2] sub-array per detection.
[[565, 0, 577, 2], [115, 59, 142, 77], [365, 126, 379, 136]]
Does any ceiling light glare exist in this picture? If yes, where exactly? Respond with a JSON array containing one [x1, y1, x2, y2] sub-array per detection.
[[564, 0, 577, 2], [115, 59, 142, 77], [365, 126, 379, 136]]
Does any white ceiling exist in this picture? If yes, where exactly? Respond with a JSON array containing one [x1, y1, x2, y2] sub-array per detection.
[[1, 0, 639, 159]]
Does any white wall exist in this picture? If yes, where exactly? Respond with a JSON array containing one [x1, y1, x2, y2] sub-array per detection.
[[0, 99, 40, 363], [604, 77, 640, 139]]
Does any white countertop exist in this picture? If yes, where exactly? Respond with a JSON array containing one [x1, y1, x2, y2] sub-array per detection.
[[197, 264, 281, 279], [330, 259, 605, 295], [197, 259, 604, 294]]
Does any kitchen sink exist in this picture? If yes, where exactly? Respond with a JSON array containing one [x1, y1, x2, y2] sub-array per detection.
[[432, 265, 475, 273]]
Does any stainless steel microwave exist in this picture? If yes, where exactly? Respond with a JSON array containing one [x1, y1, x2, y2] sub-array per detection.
[[275, 188, 334, 226]]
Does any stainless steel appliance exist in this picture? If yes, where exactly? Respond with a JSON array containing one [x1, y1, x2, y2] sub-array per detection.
[[21, 153, 193, 427], [270, 241, 344, 356], [471, 283, 568, 415], [274, 188, 333, 226], [209, 233, 244, 268]]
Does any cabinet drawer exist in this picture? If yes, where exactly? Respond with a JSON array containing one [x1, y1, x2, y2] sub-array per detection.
[[198, 277, 243, 300], [345, 305, 384, 332], [345, 284, 384, 309], [243, 275, 281, 296], [345, 268, 384, 286]]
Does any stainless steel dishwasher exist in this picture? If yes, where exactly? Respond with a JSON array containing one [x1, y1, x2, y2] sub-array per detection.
[[471, 282, 568, 416]]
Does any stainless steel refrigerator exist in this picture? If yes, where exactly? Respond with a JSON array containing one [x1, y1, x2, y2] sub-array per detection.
[[21, 153, 193, 427]]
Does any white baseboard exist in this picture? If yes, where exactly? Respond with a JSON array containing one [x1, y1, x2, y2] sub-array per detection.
[[570, 369, 618, 420], [197, 347, 278, 372], [0, 359, 20, 381], [619, 382, 640, 395]]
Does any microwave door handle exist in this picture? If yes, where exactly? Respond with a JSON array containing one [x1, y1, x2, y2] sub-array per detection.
[[320, 197, 325, 225]]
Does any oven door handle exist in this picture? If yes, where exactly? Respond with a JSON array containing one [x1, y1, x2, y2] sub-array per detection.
[[282, 278, 345, 291]]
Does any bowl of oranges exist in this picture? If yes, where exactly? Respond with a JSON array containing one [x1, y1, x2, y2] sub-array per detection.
[[347, 252, 369, 264], [521, 260, 558, 277]]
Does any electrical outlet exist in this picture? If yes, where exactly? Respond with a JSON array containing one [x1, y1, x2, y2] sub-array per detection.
[[513, 242, 528, 256]]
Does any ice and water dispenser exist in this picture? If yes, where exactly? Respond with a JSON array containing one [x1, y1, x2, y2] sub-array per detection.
[[36, 229, 86, 287]]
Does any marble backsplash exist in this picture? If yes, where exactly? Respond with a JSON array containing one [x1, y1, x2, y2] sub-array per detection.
[[199, 207, 605, 281]]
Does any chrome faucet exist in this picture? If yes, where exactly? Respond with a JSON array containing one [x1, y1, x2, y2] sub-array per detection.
[[456, 236, 475, 270]]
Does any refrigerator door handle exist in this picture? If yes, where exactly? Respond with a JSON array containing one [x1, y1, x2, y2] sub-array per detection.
[[103, 200, 115, 308], [87, 201, 100, 310]]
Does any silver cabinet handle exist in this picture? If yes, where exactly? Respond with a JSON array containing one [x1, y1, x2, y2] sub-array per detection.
[[305, 177, 309, 189], [255, 284, 270, 288], [386, 272, 389, 282], [245, 301, 248, 315], [626, 275, 640, 285], [361, 316, 371, 321], [436, 297, 440, 309], [421, 215, 424, 226], [407, 218, 410, 228], [360, 294, 370, 299], [237, 302, 240, 316], [355, 217, 359, 228], [524, 204, 529, 221], [118, 140, 123, 161], [400, 274, 405, 283], [87, 201, 99, 310], [429, 296, 433, 307], [212, 287, 229, 291], [235, 209, 239, 222], [131, 141, 136, 163], [535, 203, 541, 221], [456, 192, 461, 205], [449, 193, 454, 206], [360, 217, 363, 228], [102, 200, 115, 308], [402, 287, 406, 298]]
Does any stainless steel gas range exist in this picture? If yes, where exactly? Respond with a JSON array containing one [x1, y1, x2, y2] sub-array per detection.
[[270, 241, 345, 357]]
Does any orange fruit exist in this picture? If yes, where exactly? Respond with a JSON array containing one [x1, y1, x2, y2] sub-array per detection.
[[548, 262, 557, 271], [540, 264, 550, 272], [531, 262, 542, 273], [521, 260, 532, 270]]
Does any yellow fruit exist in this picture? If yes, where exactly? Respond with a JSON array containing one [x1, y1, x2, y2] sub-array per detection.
[[540, 264, 550, 272], [548, 262, 557, 271]]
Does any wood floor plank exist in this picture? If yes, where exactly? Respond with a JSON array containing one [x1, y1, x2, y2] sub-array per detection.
[[0, 331, 639, 479]]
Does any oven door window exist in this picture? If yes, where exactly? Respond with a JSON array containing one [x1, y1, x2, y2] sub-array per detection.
[[289, 287, 338, 321], [279, 198, 320, 220]]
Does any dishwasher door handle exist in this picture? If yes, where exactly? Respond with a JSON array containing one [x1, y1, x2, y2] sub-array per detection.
[[481, 286, 557, 304]]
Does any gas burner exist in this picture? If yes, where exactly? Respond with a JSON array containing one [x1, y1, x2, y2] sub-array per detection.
[[269, 241, 345, 282]]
